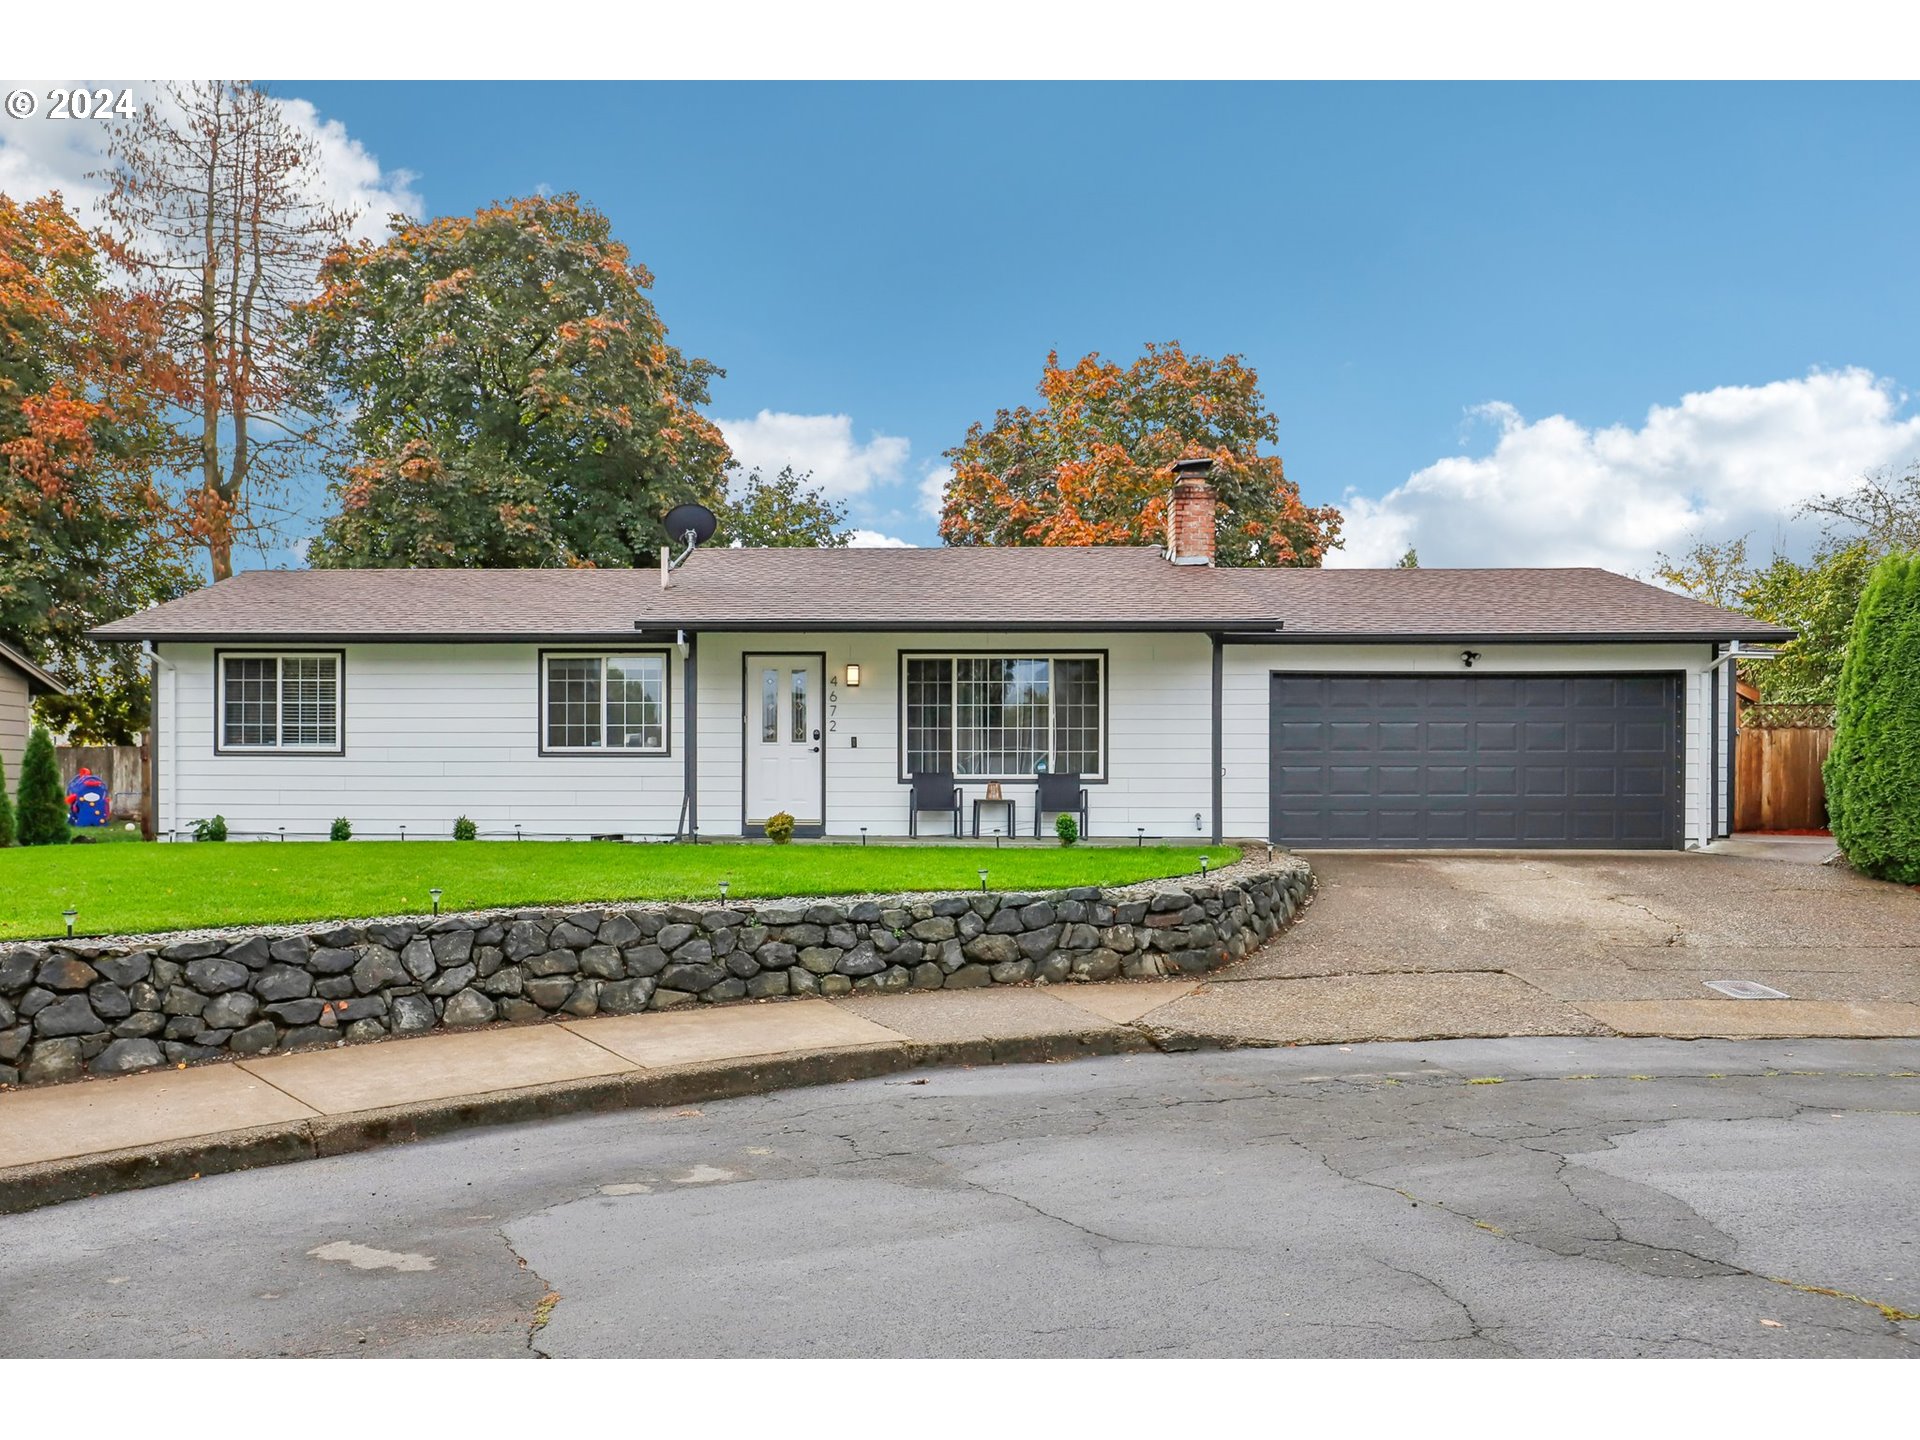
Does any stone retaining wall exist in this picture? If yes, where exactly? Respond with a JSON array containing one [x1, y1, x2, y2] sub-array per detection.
[[0, 857, 1312, 1087]]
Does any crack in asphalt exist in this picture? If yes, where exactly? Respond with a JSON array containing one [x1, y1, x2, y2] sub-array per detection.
[[1284, 1096, 1920, 1352]]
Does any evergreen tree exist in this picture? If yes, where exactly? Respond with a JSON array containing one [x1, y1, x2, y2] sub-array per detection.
[[1824, 552, 1920, 883], [15, 725, 68, 846]]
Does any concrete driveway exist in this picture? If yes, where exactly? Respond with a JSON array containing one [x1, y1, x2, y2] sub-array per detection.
[[1149, 849, 1920, 1045]]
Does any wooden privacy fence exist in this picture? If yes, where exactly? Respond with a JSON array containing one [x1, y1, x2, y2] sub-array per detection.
[[1734, 704, 1833, 833], [55, 744, 147, 826]]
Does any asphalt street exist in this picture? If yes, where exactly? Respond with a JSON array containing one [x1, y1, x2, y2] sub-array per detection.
[[4, 1037, 1917, 1357]]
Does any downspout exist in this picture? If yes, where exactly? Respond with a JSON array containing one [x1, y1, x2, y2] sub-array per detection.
[[1210, 633, 1224, 844], [681, 630, 698, 843], [143, 641, 177, 841], [1707, 644, 1719, 844], [1725, 649, 1740, 838]]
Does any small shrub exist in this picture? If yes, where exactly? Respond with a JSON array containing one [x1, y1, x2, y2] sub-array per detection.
[[15, 725, 67, 846], [1825, 551, 1920, 883], [453, 815, 478, 840], [191, 814, 228, 843], [330, 816, 353, 842], [1055, 813, 1079, 847], [764, 810, 796, 844]]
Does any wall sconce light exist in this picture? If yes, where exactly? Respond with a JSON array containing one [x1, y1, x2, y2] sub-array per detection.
[[1461, 650, 1481, 670], [429, 887, 443, 916], [844, 662, 861, 687]]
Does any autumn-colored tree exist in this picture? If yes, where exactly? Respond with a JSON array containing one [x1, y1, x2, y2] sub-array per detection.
[[298, 194, 731, 569], [941, 342, 1342, 566], [0, 192, 192, 741], [714, 466, 851, 548], [102, 80, 358, 579]]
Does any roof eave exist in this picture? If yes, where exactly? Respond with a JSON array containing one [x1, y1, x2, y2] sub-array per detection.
[[0, 641, 67, 695]]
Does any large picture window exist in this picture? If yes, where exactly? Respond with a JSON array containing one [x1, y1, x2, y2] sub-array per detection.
[[217, 652, 342, 752], [902, 654, 1103, 780], [542, 652, 668, 753]]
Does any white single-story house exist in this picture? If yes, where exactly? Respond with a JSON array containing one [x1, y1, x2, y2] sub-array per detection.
[[95, 471, 1792, 849]]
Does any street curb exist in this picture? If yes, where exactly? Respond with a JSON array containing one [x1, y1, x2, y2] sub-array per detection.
[[0, 1026, 1185, 1216]]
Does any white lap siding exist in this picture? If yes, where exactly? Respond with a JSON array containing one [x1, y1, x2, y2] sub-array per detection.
[[156, 643, 685, 840], [1219, 642, 1719, 849], [694, 631, 1215, 839]]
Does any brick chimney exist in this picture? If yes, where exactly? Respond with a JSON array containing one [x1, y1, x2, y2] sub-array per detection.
[[1166, 457, 1216, 566]]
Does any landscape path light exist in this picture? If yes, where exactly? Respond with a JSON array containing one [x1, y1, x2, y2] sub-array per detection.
[[429, 887, 443, 916], [978, 868, 989, 893], [63, 907, 77, 938]]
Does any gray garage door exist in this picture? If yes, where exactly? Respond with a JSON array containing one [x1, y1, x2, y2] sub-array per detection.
[[1269, 673, 1681, 849]]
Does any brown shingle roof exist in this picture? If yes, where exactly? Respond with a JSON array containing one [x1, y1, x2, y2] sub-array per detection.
[[90, 546, 1793, 643]]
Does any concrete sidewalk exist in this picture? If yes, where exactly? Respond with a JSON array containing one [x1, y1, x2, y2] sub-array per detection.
[[0, 981, 1202, 1211]]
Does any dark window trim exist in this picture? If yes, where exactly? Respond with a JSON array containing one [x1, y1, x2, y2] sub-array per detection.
[[1264, 667, 1688, 852], [536, 648, 674, 758], [895, 648, 1110, 786], [212, 648, 346, 757], [740, 650, 829, 832]]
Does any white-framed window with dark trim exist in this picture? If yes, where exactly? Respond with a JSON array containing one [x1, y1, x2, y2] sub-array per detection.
[[541, 651, 670, 754], [901, 653, 1104, 781], [216, 651, 343, 753]]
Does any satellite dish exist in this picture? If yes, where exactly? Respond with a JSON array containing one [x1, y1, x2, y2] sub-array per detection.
[[665, 502, 718, 546]]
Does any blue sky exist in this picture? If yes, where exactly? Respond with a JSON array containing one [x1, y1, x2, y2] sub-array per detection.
[[6, 81, 1919, 568]]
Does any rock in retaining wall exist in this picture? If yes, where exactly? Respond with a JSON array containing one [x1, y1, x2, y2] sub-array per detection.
[[0, 856, 1312, 1087]]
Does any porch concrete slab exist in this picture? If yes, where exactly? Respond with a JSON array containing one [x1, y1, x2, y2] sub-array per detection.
[[0, 1063, 318, 1170], [239, 1025, 637, 1115], [566, 999, 905, 1069], [1149, 972, 1608, 1047], [829, 986, 1121, 1043], [1046, 980, 1200, 1025], [1510, 966, 1920, 1005], [1575, 999, 1920, 1039]]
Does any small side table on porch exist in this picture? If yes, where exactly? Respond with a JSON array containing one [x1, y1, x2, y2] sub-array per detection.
[[971, 796, 1017, 838]]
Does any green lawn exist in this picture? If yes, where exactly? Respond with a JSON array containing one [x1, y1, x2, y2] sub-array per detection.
[[0, 840, 1239, 941]]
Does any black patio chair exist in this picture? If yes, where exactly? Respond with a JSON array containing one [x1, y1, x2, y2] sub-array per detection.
[[1034, 771, 1089, 838], [908, 771, 962, 838]]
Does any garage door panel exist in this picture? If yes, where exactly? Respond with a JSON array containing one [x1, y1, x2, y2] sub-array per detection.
[[1378, 721, 1422, 750], [1269, 671, 1678, 850], [1328, 766, 1373, 795], [1476, 721, 1518, 751]]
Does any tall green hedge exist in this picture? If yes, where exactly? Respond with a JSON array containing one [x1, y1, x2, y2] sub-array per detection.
[[15, 725, 68, 846], [1825, 551, 1920, 883]]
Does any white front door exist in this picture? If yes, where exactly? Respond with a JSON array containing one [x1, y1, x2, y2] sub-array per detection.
[[746, 655, 824, 826]]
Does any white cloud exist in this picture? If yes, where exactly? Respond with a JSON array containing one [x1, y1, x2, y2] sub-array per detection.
[[917, 464, 952, 521], [716, 410, 911, 500], [0, 80, 421, 237], [1332, 368, 1920, 571], [846, 529, 915, 548]]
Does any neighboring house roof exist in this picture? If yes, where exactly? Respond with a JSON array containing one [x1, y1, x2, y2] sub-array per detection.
[[90, 546, 1795, 643], [0, 641, 66, 695]]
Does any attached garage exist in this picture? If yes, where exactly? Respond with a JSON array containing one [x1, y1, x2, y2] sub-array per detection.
[[1269, 672, 1682, 849]]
